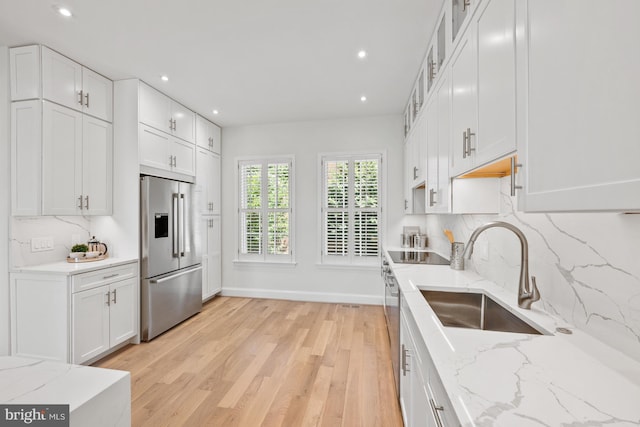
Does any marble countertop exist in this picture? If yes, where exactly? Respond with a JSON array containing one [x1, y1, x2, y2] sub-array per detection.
[[387, 248, 640, 426], [0, 356, 130, 426], [11, 257, 138, 275]]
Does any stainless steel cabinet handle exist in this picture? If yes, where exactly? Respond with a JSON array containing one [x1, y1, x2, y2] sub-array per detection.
[[404, 199, 408, 210], [429, 398, 445, 427], [78, 90, 84, 106], [401, 344, 410, 375], [169, 118, 173, 131], [462, 130, 468, 158], [463, 0, 471, 12], [510, 157, 523, 196], [169, 155, 173, 167], [429, 188, 437, 207], [112, 289, 117, 304], [413, 166, 418, 180], [105, 291, 111, 306], [464, 127, 476, 157], [173, 119, 177, 131], [103, 273, 119, 279], [77, 195, 83, 210], [84, 195, 89, 210], [85, 92, 90, 108]]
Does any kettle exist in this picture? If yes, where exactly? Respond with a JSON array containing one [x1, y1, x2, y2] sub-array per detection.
[[88, 236, 108, 256]]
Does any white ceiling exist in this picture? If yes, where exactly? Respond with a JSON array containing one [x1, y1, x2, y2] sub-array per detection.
[[0, 0, 441, 127]]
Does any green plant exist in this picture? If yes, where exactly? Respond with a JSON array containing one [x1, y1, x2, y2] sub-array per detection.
[[71, 244, 88, 253]]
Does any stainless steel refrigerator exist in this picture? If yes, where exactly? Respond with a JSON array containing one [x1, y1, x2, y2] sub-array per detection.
[[140, 175, 202, 341]]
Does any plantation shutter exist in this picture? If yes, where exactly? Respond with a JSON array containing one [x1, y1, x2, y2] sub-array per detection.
[[322, 154, 381, 265], [239, 158, 293, 261]]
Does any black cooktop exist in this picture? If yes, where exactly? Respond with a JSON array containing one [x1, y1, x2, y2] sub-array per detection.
[[387, 250, 449, 265]]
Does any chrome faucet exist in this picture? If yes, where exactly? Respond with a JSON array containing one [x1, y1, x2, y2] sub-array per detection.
[[462, 221, 540, 309]]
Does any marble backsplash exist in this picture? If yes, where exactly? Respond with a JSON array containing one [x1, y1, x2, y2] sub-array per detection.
[[423, 177, 640, 362], [10, 216, 93, 267]]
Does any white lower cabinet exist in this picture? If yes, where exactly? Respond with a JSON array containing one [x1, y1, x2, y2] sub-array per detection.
[[202, 216, 221, 300], [400, 292, 460, 427], [72, 277, 136, 364], [10, 261, 138, 365]]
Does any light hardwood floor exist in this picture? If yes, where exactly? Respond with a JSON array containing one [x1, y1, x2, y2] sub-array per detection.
[[94, 296, 403, 427]]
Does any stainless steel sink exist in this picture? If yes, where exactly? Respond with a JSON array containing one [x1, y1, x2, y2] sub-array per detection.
[[421, 290, 543, 335]]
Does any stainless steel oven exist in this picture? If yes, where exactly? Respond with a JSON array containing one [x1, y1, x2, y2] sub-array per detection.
[[382, 253, 400, 396]]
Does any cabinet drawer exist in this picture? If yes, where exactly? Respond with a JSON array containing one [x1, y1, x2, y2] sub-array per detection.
[[72, 263, 137, 293]]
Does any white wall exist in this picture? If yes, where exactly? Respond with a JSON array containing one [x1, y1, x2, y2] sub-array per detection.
[[424, 177, 640, 362], [0, 47, 10, 355], [221, 115, 403, 304]]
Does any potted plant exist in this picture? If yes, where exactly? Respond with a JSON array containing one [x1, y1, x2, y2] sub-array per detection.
[[70, 243, 89, 259]]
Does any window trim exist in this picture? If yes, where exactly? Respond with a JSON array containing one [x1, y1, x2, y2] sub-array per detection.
[[235, 155, 295, 263], [318, 151, 385, 266]]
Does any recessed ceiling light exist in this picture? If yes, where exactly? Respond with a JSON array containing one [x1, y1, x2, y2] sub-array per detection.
[[58, 7, 72, 17], [357, 50, 367, 59], [161, 75, 169, 82], [360, 96, 367, 102], [212, 110, 219, 115]]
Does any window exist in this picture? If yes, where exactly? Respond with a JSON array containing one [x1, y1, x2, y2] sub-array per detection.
[[321, 153, 382, 265], [238, 157, 293, 262]]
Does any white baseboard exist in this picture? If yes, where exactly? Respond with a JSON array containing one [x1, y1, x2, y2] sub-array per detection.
[[221, 287, 383, 306]]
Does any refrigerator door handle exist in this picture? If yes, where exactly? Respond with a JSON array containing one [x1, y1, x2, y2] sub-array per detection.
[[172, 193, 179, 258], [149, 265, 203, 284], [179, 193, 186, 257]]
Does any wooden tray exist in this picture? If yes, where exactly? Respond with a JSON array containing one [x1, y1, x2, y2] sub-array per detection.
[[66, 254, 108, 263]]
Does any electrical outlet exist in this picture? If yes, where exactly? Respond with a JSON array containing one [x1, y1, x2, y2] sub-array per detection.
[[31, 236, 54, 252]]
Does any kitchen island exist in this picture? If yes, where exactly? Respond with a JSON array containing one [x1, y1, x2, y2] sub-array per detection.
[[0, 356, 130, 426]]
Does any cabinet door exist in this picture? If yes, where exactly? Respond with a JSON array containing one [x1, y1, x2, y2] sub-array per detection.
[[519, 0, 640, 212], [475, 0, 516, 166], [139, 82, 172, 134], [207, 216, 221, 296], [82, 67, 113, 122], [425, 97, 439, 213], [195, 115, 211, 150], [171, 101, 195, 143], [435, 75, 451, 213], [82, 116, 113, 215], [211, 153, 221, 215], [399, 313, 413, 425], [139, 124, 172, 172], [72, 285, 110, 364], [196, 148, 211, 214], [452, 0, 473, 42], [11, 101, 42, 216], [109, 278, 137, 346], [404, 139, 414, 214], [42, 102, 83, 215], [449, 31, 476, 176], [210, 123, 221, 154], [41, 47, 83, 112], [170, 137, 196, 176]]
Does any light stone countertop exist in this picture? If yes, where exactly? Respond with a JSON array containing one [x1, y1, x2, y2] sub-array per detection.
[[386, 248, 640, 426], [11, 257, 138, 276], [0, 356, 131, 426]]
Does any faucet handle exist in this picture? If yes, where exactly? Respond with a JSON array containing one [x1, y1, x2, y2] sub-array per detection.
[[530, 276, 541, 303]]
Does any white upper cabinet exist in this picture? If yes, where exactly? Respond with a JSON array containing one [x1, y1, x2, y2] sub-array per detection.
[[196, 115, 221, 154], [11, 101, 41, 216], [452, 0, 475, 43], [450, 30, 477, 176], [139, 82, 195, 143], [516, 0, 640, 212], [41, 46, 113, 122], [41, 102, 112, 215], [450, 0, 516, 177], [139, 124, 195, 177], [196, 148, 221, 215], [426, 76, 451, 213]]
